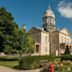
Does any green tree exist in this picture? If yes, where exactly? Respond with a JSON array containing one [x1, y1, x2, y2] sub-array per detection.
[[0, 7, 19, 53], [18, 28, 35, 56], [64, 45, 70, 54], [18, 28, 35, 68], [23, 33, 35, 54]]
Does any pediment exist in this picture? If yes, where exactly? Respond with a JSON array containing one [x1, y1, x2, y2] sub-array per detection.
[[60, 28, 70, 36]]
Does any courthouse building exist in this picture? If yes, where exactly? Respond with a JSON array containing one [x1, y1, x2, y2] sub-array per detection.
[[29, 6, 72, 56]]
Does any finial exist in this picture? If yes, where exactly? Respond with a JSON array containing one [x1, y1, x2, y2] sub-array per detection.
[[48, 5, 51, 10]]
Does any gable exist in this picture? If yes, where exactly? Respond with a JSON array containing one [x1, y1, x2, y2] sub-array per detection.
[[29, 27, 41, 34], [60, 28, 70, 36]]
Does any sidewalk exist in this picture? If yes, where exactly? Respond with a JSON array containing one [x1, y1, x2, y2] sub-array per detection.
[[0, 66, 41, 72]]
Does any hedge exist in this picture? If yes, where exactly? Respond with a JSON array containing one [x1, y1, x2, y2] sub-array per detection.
[[19, 55, 60, 70], [0, 56, 19, 61], [61, 54, 72, 61]]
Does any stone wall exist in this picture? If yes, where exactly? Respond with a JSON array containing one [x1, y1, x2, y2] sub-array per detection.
[[40, 31, 50, 55], [49, 31, 59, 55]]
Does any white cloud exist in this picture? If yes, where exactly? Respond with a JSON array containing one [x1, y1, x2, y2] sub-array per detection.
[[58, 1, 72, 19]]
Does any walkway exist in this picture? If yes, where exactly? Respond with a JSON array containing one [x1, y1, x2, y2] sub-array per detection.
[[0, 66, 41, 72]]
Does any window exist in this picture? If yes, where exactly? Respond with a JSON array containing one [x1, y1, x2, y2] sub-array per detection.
[[45, 36, 47, 44], [34, 33, 39, 42]]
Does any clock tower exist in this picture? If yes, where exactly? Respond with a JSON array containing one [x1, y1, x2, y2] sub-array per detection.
[[43, 6, 56, 32]]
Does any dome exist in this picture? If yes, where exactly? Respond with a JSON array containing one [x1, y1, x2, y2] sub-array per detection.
[[44, 6, 55, 18]]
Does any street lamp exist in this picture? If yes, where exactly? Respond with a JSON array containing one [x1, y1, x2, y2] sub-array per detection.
[[21, 25, 26, 57], [19, 25, 26, 60], [22, 25, 26, 32], [19, 25, 26, 68]]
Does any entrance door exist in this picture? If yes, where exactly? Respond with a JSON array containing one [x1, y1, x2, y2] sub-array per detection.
[[36, 45, 39, 53]]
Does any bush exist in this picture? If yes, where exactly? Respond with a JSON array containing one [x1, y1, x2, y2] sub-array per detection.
[[19, 55, 55, 70], [31, 60, 40, 69], [0, 56, 18, 61], [54, 56, 61, 62], [64, 45, 70, 54], [61, 54, 72, 61]]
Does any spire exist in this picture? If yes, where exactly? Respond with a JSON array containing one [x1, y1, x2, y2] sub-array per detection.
[[48, 5, 51, 10]]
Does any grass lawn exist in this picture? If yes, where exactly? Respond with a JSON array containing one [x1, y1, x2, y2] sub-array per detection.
[[0, 60, 18, 68], [0, 55, 19, 68]]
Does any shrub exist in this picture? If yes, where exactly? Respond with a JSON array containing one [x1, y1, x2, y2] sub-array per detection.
[[64, 45, 70, 54], [19, 55, 55, 70], [40, 60, 48, 67], [0, 56, 18, 61], [61, 54, 72, 61], [31, 60, 40, 69]]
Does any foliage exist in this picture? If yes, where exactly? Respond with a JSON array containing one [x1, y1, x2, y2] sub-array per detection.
[[0, 7, 19, 53], [17, 30, 35, 54], [0, 60, 18, 68], [54, 56, 61, 62], [64, 45, 70, 54], [0, 55, 18, 68], [54, 60, 72, 72], [41, 60, 72, 72], [0, 7, 35, 55], [31, 60, 40, 69], [61, 54, 72, 61], [23, 33, 35, 53], [19, 56, 56, 70], [0, 55, 19, 61]]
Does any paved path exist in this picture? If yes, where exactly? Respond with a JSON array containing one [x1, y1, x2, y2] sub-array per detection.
[[0, 66, 41, 72]]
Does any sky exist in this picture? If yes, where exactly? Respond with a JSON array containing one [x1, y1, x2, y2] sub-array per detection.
[[0, 0, 72, 33]]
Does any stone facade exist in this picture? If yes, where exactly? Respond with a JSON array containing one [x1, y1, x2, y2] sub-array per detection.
[[30, 27, 50, 55], [49, 31, 59, 55], [29, 6, 72, 56], [40, 31, 50, 55], [30, 27, 72, 56]]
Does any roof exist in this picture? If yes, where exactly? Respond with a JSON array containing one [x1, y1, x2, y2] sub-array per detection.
[[29, 27, 49, 34], [43, 6, 55, 18], [59, 28, 71, 36]]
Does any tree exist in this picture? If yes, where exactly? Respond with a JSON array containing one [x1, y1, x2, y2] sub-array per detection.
[[18, 29, 35, 68], [23, 33, 35, 54], [0, 7, 19, 53], [64, 45, 70, 54], [18, 29, 35, 56], [0, 7, 35, 55]]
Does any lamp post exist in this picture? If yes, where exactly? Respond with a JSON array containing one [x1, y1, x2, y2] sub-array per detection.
[[19, 25, 26, 68], [19, 25, 26, 60], [21, 25, 26, 58]]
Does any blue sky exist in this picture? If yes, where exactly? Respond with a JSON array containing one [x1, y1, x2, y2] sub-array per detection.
[[0, 0, 72, 33]]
